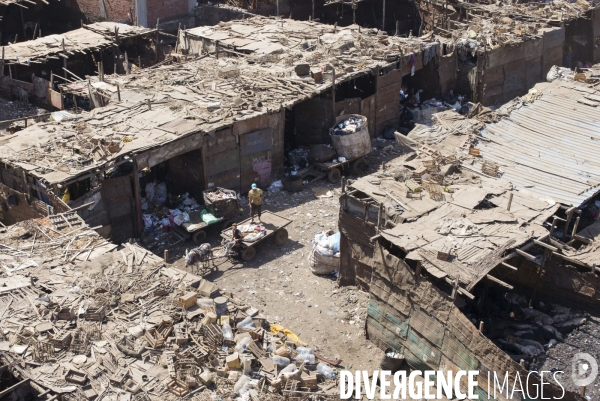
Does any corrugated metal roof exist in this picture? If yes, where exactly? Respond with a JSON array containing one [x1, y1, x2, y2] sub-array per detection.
[[478, 81, 600, 206]]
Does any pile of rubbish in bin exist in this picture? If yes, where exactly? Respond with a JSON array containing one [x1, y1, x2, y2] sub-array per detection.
[[141, 182, 201, 232], [331, 116, 365, 136], [205, 188, 236, 202], [0, 237, 343, 400]]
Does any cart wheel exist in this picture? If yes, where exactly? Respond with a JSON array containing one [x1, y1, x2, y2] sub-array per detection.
[[192, 230, 207, 244], [274, 228, 288, 246], [327, 168, 342, 184], [241, 246, 256, 261], [222, 219, 235, 231], [352, 158, 368, 175]]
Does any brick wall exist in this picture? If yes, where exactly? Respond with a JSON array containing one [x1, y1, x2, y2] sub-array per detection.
[[74, 0, 133, 23], [0, 184, 44, 226], [147, 0, 191, 31]]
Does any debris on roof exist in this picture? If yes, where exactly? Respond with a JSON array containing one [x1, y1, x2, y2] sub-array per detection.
[[2, 23, 155, 65]]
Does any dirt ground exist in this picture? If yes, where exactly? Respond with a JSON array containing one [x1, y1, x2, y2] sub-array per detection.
[[164, 139, 403, 375]]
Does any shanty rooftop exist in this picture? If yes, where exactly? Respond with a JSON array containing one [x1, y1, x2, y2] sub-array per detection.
[[475, 78, 600, 207], [0, 16, 438, 185], [2, 22, 155, 64], [432, 0, 597, 49], [347, 148, 558, 293]]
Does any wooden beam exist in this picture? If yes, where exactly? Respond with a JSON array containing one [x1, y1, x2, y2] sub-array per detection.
[[443, 277, 475, 300], [515, 249, 537, 262], [0, 379, 30, 397], [485, 274, 514, 289], [533, 239, 558, 253], [500, 261, 517, 272]]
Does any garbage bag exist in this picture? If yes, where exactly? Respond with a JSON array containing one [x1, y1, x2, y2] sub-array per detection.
[[156, 182, 167, 203], [307, 144, 337, 164], [200, 209, 218, 224], [145, 183, 155, 201]]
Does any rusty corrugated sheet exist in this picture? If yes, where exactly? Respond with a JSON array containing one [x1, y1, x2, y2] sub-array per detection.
[[239, 129, 273, 190], [408, 305, 445, 347], [204, 129, 240, 191], [404, 328, 441, 370]]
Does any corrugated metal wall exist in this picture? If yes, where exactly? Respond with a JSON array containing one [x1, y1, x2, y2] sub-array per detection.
[[360, 242, 576, 401], [203, 128, 241, 192]]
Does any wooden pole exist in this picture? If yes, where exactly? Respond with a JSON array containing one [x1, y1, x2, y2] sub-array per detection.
[[0, 47, 4, 78], [382, 0, 385, 31], [124, 51, 129, 74], [312, 0, 315, 20], [276, 0, 279, 16], [155, 19, 160, 62], [164, 249, 169, 263], [138, 56, 141, 69], [132, 155, 143, 237], [117, 84, 121, 101], [331, 67, 336, 119], [62, 39, 67, 79], [506, 192, 513, 211], [73, 94, 78, 113], [479, 321, 484, 332], [20, 8, 26, 39], [32, 23, 38, 40], [174, 23, 181, 53], [215, 40, 219, 59], [396, 20, 399, 36], [580, 386, 586, 397]]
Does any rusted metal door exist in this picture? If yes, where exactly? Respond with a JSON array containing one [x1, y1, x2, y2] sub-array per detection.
[[203, 128, 241, 192], [239, 128, 273, 191], [101, 175, 134, 243]]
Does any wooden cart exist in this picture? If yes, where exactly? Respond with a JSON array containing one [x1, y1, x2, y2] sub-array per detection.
[[220, 211, 292, 261], [299, 156, 369, 184]]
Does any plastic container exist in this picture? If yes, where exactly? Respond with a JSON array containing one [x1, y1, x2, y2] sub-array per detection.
[[222, 323, 234, 341], [196, 298, 214, 309], [234, 337, 253, 353], [278, 363, 299, 379], [271, 355, 290, 367], [294, 347, 316, 363], [214, 297, 228, 317], [233, 375, 252, 395], [236, 316, 255, 329], [317, 362, 336, 378], [294, 353, 316, 364]]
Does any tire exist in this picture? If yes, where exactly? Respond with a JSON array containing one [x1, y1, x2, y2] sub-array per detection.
[[352, 158, 368, 175], [222, 219, 235, 231], [327, 168, 341, 184], [241, 246, 256, 261], [192, 230, 207, 244], [274, 228, 288, 246]]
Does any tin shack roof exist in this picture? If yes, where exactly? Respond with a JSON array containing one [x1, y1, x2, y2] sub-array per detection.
[[475, 79, 600, 207], [2, 23, 155, 64], [0, 17, 437, 186]]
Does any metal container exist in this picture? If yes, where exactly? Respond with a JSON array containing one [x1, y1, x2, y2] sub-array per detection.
[[329, 114, 371, 160], [214, 296, 228, 317]]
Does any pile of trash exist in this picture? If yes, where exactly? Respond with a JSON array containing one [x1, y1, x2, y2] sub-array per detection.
[[472, 290, 588, 362], [332, 116, 365, 136], [205, 188, 236, 202], [0, 239, 343, 400], [141, 182, 201, 232]]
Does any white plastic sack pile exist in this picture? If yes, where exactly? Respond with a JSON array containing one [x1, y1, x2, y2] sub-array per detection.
[[312, 232, 340, 256]]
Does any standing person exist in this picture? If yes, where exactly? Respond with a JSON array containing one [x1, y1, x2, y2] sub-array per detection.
[[248, 183, 264, 224]]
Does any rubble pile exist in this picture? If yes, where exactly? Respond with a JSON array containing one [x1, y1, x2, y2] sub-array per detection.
[[466, 289, 588, 364], [0, 212, 116, 274], [0, 218, 342, 400]]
